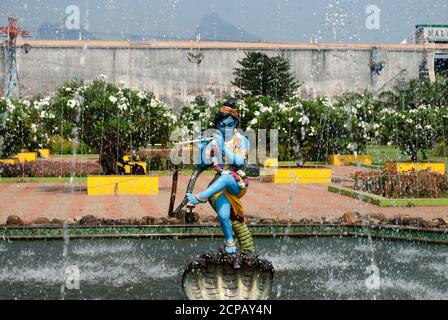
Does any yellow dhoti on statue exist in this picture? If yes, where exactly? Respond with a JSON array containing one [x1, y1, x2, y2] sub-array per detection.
[[209, 187, 255, 252], [210, 188, 247, 223]]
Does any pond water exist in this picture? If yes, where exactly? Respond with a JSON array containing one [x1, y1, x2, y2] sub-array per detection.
[[0, 237, 447, 300]]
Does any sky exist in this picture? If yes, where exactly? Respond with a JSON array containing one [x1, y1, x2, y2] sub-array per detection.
[[0, 0, 447, 43]]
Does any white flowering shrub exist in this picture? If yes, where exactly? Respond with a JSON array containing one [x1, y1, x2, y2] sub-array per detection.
[[179, 95, 383, 162], [380, 77, 448, 111], [2, 76, 444, 169], [377, 75, 448, 161], [47, 79, 177, 174], [241, 96, 312, 161], [379, 104, 437, 161], [179, 96, 219, 136], [332, 93, 383, 153], [0, 98, 49, 158], [435, 105, 448, 148]]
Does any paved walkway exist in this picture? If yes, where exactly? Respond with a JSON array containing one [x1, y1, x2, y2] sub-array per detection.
[[1, 166, 447, 224]]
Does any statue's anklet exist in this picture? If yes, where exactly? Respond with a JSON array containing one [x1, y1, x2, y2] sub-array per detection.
[[225, 240, 237, 248]]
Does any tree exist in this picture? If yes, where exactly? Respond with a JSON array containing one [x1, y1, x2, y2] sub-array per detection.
[[232, 52, 300, 101], [0, 99, 31, 158], [0, 98, 48, 159], [45, 80, 177, 175], [380, 105, 437, 162], [379, 76, 448, 111]]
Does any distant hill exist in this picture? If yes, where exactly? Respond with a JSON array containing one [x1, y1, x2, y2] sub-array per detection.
[[195, 13, 262, 42], [36, 22, 97, 40]]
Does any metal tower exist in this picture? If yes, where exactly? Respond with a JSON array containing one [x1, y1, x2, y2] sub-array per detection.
[[1, 17, 29, 98]]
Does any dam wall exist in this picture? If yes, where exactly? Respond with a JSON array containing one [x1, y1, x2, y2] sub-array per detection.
[[2, 40, 448, 107]]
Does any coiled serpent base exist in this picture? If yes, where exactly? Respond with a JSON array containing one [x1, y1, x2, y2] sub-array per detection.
[[182, 250, 275, 300]]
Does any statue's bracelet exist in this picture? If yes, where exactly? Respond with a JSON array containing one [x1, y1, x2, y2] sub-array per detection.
[[195, 194, 208, 203]]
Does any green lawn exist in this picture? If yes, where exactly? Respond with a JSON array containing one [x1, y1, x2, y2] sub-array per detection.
[[366, 145, 448, 168], [328, 185, 448, 207], [366, 145, 408, 164]]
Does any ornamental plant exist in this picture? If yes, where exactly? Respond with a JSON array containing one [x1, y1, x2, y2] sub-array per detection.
[[0, 158, 101, 178], [0, 98, 49, 158], [332, 93, 383, 153], [45, 79, 177, 174], [379, 105, 437, 162], [232, 51, 301, 102], [380, 76, 448, 110], [179, 96, 220, 135], [299, 97, 349, 161], [180, 95, 382, 163], [242, 96, 289, 160], [353, 169, 448, 199], [435, 105, 448, 149], [240, 95, 378, 162]]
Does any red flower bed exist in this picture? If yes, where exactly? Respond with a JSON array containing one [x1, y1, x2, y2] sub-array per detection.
[[353, 169, 448, 199], [0, 158, 102, 178], [137, 149, 171, 159]]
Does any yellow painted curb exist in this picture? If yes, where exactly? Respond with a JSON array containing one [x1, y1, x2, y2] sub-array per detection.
[[259, 168, 276, 183], [274, 168, 332, 184], [264, 158, 279, 168], [16, 152, 38, 162], [0, 159, 17, 165], [329, 154, 372, 166], [37, 149, 51, 158], [384, 162, 446, 174], [87, 176, 159, 195]]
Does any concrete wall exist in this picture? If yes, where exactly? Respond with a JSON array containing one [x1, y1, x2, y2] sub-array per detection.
[[2, 41, 448, 107], [1, 44, 7, 96]]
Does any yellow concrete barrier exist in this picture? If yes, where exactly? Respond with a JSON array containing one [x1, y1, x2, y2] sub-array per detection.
[[16, 152, 38, 162], [37, 149, 51, 158], [87, 176, 159, 195], [125, 162, 147, 174], [259, 168, 276, 182], [260, 158, 279, 182], [384, 162, 446, 175], [329, 154, 372, 166], [264, 158, 279, 168], [274, 168, 332, 184]]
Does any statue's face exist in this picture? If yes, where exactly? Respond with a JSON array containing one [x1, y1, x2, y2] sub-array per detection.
[[217, 116, 237, 137]]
